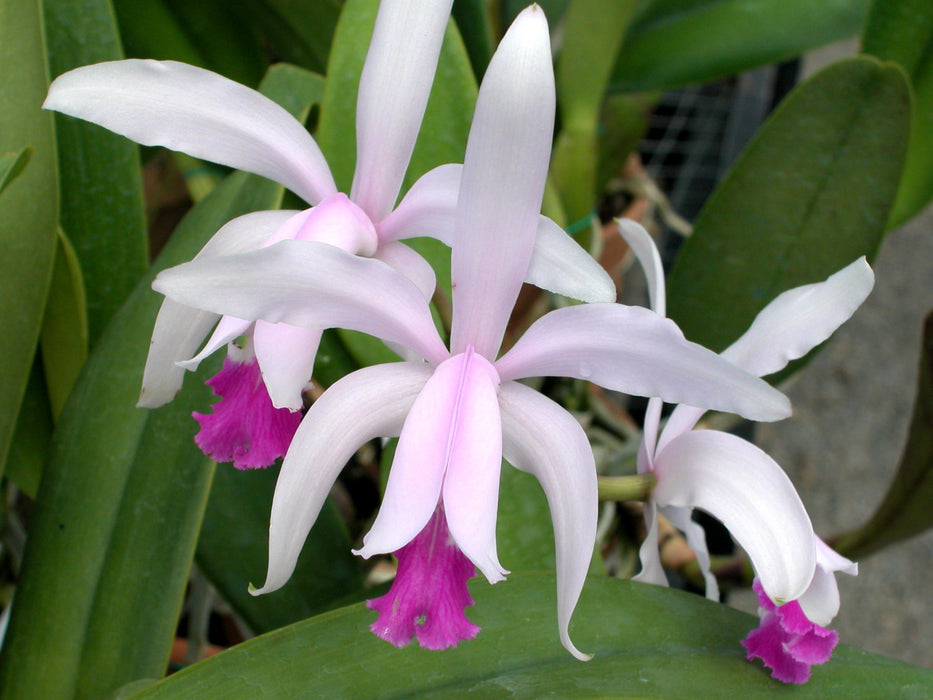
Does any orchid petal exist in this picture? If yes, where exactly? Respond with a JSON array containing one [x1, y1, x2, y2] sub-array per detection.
[[373, 241, 437, 301], [652, 430, 816, 603], [615, 218, 665, 316], [450, 6, 555, 359], [251, 362, 432, 594], [45, 60, 336, 204], [139, 210, 295, 406], [642, 397, 663, 464], [355, 354, 467, 559], [351, 0, 454, 220], [632, 501, 668, 588], [656, 403, 706, 454], [496, 304, 790, 422], [138, 301, 219, 408], [377, 164, 460, 244], [499, 380, 597, 661], [253, 321, 322, 411], [152, 240, 448, 366], [284, 193, 378, 256], [177, 316, 252, 371], [442, 352, 506, 584], [797, 539, 857, 626], [526, 216, 617, 303], [663, 505, 719, 601], [722, 257, 874, 377]]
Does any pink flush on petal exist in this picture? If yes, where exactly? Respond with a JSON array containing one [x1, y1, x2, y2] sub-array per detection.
[[742, 578, 839, 684], [193, 355, 303, 469], [367, 505, 480, 650]]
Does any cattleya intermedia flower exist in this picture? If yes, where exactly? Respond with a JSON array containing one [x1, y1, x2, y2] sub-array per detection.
[[618, 219, 869, 682], [43, 0, 614, 468], [153, 7, 790, 657]]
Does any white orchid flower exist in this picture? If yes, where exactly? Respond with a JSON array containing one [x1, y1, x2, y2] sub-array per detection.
[[43, 0, 615, 468], [151, 7, 789, 658], [619, 218, 870, 682]]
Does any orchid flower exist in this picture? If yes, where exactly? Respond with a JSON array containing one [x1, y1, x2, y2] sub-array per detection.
[[150, 6, 790, 658], [43, 0, 615, 469], [618, 219, 871, 682]]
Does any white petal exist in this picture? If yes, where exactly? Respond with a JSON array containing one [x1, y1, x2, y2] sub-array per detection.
[[152, 239, 448, 366], [496, 304, 791, 422], [652, 430, 816, 603], [376, 163, 460, 244], [253, 321, 321, 411], [251, 362, 432, 594], [138, 300, 219, 408], [499, 380, 597, 661], [615, 218, 665, 316], [373, 241, 437, 301], [655, 403, 706, 454], [663, 505, 719, 601], [632, 501, 669, 587], [177, 316, 251, 372], [450, 6, 555, 359], [642, 397, 663, 464], [722, 257, 874, 377], [351, 0, 454, 220], [139, 210, 295, 406], [527, 216, 617, 303], [45, 60, 336, 205], [354, 353, 469, 558], [441, 352, 506, 583], [797, 537, 857, 626]]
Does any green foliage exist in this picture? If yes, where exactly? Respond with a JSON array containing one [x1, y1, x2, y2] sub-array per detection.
[[39, 229, 89, 420], [0, 147, 31, 195], [667, 57, 910, 352], [862, 0, 933, 227], [611, 0, 871, 93], [0, 0, 59, 473], [128, 574, 933, 698]]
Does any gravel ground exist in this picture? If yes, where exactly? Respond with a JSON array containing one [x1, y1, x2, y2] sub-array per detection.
[[728, 203, 933, 668]]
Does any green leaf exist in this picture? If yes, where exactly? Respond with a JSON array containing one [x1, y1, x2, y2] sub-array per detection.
[[610, 0, 871, 93], [3, 360, 53, 498], [316, 0, 475, 367], [552, 0, 639, 228], [452, 0, 494, 80], [862, 0, 933, 227], [0, 65, 316, 700], [112, 0, 208, 67], [161, 0, 266, 86], [0, 146, 31, 195], [128, 574, 933, 698], [246, 0, 343, 76], [496, 465, 556, 572], [667, 57, 910, 352], [0, 0, 59, 474], [40, 228, 89, 420], [45, 0, 150, 347], [197, 464, 363, 635], [835, 310, 933, 559]]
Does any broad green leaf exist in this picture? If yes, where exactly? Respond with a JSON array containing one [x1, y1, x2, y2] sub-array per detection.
[[246, 0, 343, 76], [129, 574, 933, 698], [45, 0, 150, 347], [862, 0, 933, 227], [162, 0, 266, 86], [667, 57, 910, 352], [501, 0, 568, 28], [197, 464, 363, 635], [552, 0, 639, 228], [0, 0, 59, 474], [316, 0, 475, 367], [0, 147, 31, 195], [496, 465, 556, 572], [39, 228, 89, 420], [835, 310, 933, 559], [610, 0, 871, 93], [3, 361, 53, 499], [112, 0, 207, 67], [0, 65, 314, 700], [452, 0, 494, 80]]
